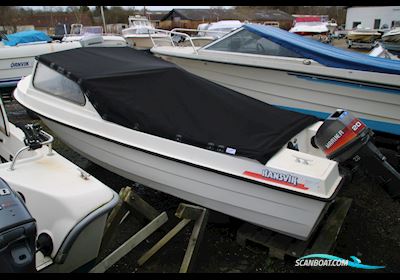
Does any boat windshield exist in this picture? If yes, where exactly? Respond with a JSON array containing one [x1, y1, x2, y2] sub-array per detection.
[[33, 63, 85, 105], [205, 29, 303, 58]]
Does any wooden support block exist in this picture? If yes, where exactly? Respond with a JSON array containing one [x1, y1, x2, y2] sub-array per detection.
[[126, 191, 161, 221], [97, 187, 131, 255], [306, 197, 352, 255], [179, 208, 209, 273], [175, 203, 206, 220], [89, 211, 168, 273], [137, 218, 192, 266]]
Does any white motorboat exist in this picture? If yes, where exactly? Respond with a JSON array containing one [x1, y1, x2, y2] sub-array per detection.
[[170, 20, 243, 48], [150, 24, 400, 137], [0, 97, 118, 272], [289, 22, 329, 36], [289, 16, 331, 43], [381, 27, 400, 43], [346, 25, 381, 48], [0, 31, 82, 91], [14, 47, 400, 240], [381, 27, 400, 52], [62, 24, 128, 48], [121, 15, 169, 50], [0, 29, 126, 93]]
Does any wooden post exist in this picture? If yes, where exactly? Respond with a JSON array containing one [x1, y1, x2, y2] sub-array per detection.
[[137, 218, 192, 266], [90, 211, 168, 273], [97, 187, 131, 256], [179, 208, 209, 273]]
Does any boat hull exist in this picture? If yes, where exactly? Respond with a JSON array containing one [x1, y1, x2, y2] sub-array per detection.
[[40, 116, 329, 241], [346, 33, 381, 43], [125, 35, 169, 50], [154, 54, 400, 136]]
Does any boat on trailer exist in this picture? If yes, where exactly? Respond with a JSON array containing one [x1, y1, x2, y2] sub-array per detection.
[[14, 47, 400, 241], [0, 97, 118, 272], [150, 23, 400, 137]]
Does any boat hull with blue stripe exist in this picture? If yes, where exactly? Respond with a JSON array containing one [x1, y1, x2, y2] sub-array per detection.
[[151, 24, 400, 136]]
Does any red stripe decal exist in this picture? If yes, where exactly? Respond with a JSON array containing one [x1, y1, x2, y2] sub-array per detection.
[[243, 171, 309, 190]]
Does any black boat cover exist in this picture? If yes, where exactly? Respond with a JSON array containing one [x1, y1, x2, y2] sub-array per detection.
[[36, 47, 318, 164]]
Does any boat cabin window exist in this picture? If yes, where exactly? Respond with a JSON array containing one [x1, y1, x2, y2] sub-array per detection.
[[33, 63, 86, 105], [205, 29, 303, 58]]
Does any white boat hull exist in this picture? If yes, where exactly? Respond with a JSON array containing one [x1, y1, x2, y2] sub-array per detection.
[[40, 116, 329, 240], [153, 51, 400, 136], [124, 35, 169, 50]]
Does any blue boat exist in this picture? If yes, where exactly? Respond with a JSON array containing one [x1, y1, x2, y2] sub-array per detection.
[[151, 23, 400, 136]]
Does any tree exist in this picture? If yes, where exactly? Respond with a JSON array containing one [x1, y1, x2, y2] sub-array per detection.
[[0, 6, 18, 33]]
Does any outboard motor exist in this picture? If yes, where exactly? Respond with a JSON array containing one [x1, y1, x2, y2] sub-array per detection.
[[0, 178, 37, 272], [314, 109, 400, 199]]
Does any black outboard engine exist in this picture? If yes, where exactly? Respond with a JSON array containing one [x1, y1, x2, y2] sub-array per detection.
[[0, 178, 36, 272], [314, 109, 400, 199]]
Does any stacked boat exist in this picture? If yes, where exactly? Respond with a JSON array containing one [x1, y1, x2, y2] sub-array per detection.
[[14, 47, 400, 243]]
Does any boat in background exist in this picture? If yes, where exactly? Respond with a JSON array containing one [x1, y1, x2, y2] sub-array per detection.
[[151, 24, 400, 136], [346, 25, 381, 48], [61, 24, 128, 47], [0, 27, 127, 95], [289, 15, 331, 43], [122, 15, 169, 49], [381, 27, 400, 52], [382, 27, 400, 43], [172, 20, 243, 47], [0, 30, 82, 92]]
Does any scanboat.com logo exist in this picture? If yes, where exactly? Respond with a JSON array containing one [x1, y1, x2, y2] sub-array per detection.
[[295, 254, 385, 270]]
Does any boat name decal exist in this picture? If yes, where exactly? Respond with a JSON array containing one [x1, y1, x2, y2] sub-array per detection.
[[243, 170, 309, 190], [10, 61, 29, 68], [262, 169, 298, 185], [325, 130, 344, 149]]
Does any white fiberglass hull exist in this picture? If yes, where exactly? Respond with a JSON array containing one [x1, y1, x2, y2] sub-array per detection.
[[152, 48, 400, 136], [0, 105, 117, 272], [124, 34, 169, 50], [381, 29, 400, 43], [40, 117, 329, 240], [346, 32, 381, 43]]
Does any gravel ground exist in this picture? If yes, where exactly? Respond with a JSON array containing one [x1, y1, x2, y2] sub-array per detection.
[[4, 60, 400, 273]]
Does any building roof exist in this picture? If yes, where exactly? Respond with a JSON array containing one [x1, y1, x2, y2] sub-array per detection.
[[161, 8, 293, 22], [161, 9, 238, 21], [252, 10, 294, 21]]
